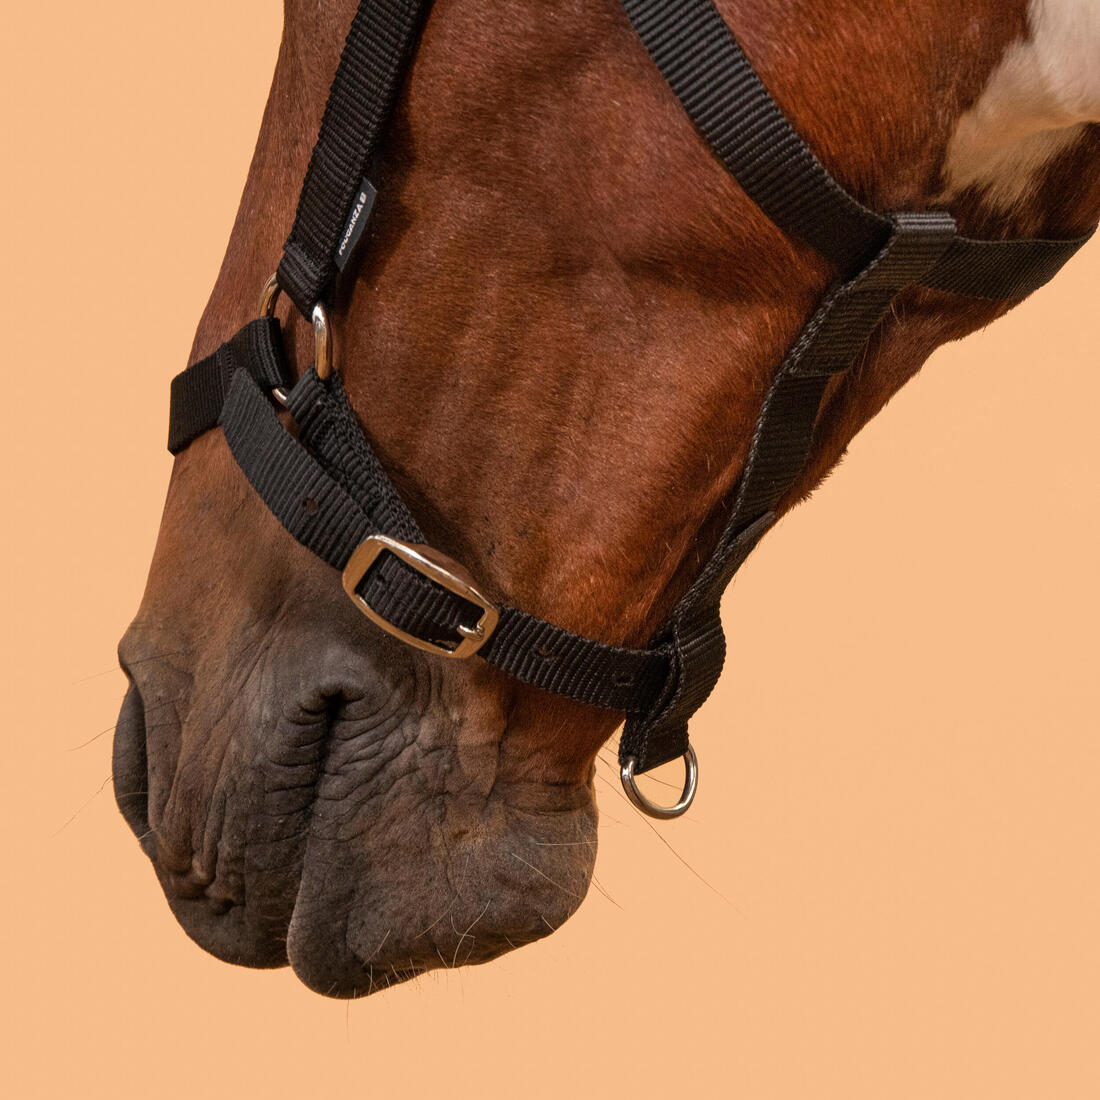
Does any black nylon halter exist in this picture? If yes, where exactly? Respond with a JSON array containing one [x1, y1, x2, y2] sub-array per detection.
[[167, 0, 1095, 808]]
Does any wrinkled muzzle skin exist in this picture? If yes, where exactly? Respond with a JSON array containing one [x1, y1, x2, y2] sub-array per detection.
[[115, 439, 601, 997], [113, 0, 1100, 999]]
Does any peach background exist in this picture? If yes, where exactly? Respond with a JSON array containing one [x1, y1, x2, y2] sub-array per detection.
[[3, 3, 1098, 1097]]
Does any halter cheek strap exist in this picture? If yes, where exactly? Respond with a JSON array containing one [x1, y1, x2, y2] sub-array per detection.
[[166, 0, 1095, 816]]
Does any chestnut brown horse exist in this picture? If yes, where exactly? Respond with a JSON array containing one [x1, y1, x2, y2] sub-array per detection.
[[115, 0, 1100, 997]]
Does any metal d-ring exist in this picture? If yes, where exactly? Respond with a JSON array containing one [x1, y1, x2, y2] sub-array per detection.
[[258, 273, 333, 391], [311, 301, 332, 380], [619, 745, 698, 819], [258, 272, 281, 318]]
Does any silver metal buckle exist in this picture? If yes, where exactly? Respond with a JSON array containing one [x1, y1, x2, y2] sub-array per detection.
[[619, 746, 698, 819], [341, 534, 499, 660]]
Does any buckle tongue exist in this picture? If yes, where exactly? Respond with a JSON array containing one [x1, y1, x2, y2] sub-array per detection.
[[341, 534, 499, 659]]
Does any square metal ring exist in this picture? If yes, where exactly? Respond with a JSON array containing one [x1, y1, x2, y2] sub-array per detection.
[[341, 534, 499, 659]]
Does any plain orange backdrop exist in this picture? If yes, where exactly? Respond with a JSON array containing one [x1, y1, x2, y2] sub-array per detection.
[[3, 3, 1098, 1098]]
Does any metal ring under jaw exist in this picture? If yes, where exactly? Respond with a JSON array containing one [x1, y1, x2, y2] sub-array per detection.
[[342, 534, 500, 660], [620, 745, 698, 819], [258, 273, 333, 388]]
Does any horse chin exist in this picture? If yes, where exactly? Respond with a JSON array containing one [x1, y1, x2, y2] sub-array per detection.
[[283, 775, 597, 998], [112, 627, 598, 997]]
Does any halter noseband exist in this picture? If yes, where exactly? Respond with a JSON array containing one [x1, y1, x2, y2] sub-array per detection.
[[166, 0, 1095, 817]]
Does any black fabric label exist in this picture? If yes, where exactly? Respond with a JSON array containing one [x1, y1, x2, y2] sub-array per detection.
[[334, 179, 378, 271]]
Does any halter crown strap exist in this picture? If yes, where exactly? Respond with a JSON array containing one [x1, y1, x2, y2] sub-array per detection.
[[276, 0, 430, 317], [166, 0, 1096, 811]]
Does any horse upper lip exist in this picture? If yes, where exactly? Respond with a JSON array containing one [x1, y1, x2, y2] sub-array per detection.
[[113, 665, 357, 964]]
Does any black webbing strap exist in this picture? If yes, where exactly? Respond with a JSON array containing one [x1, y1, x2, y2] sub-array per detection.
[[276, 0, 432, 317], [619, 211, 959, 768], [921, 235, 1094, 300], [619, 0, 885, 274], [167, 318, 289, 454], [166, 0, 1097, 784], [618, 0, 1093, 297], [219, 368, 673, 714]]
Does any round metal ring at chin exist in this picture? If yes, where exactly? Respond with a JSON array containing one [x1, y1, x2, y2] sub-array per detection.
[[619, 745, 698, 819]]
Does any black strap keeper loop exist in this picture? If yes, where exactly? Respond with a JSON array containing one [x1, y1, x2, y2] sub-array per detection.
[[866, 211, 958, 290]]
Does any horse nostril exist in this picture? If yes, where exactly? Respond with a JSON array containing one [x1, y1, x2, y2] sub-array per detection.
[[112, 681, 151, 846], [168, 876, 207, 901]]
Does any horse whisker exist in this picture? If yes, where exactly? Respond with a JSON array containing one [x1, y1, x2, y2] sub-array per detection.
[[509, 852, 580, 900], [51, 772, 115, 838]]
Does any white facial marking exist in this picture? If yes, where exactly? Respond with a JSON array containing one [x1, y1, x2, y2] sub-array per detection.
[[941, 0, 1100, 211]]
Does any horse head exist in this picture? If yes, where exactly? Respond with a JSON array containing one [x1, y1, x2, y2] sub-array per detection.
[[115, 0, 1100, 996]]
